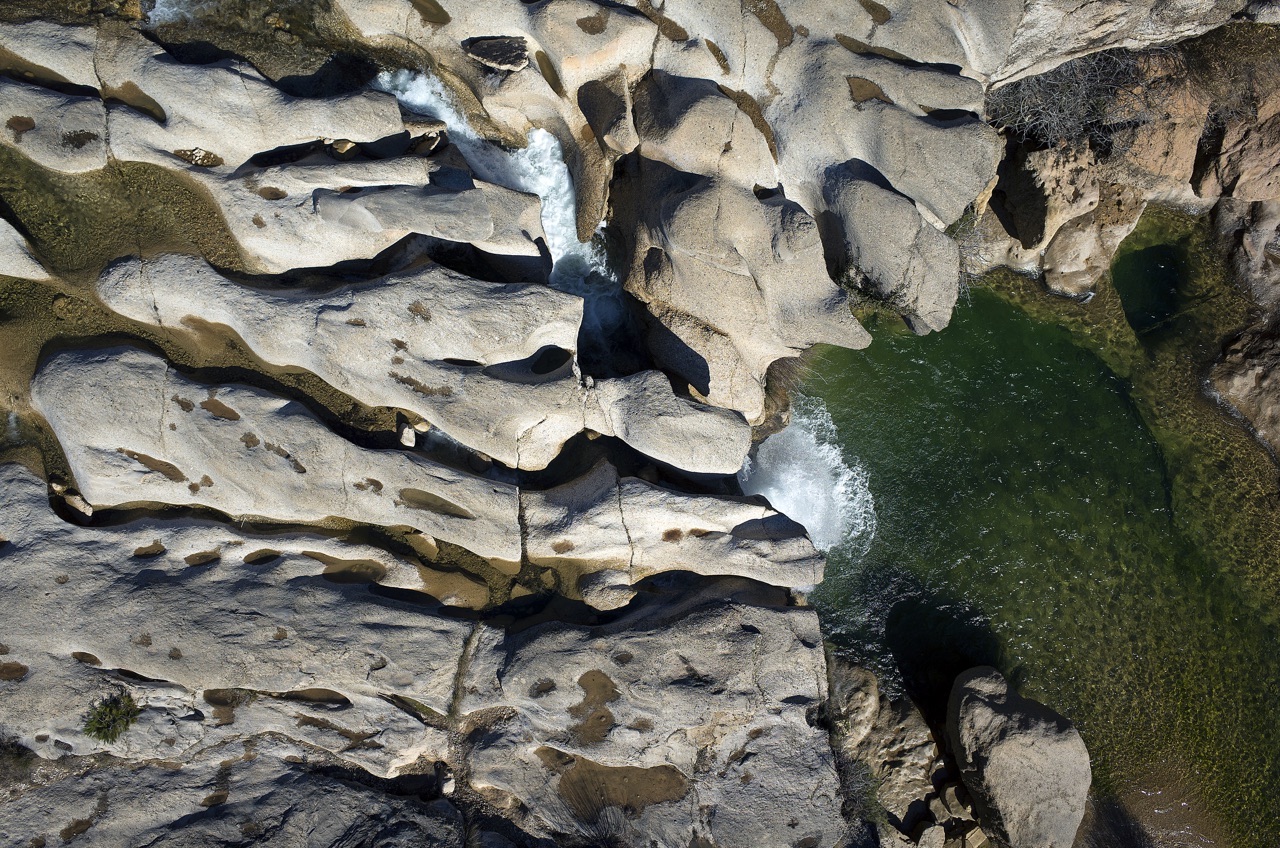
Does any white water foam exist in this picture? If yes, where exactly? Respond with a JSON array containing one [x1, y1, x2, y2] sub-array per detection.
[[374, 70, 625, 339], [740, 394, 877, 555], [146, 0, 219, 25]]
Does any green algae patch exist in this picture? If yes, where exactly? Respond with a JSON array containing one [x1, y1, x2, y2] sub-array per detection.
[[810, 205, 1280, 847], [986, 206, 1280, 607], [0, 146, 245, 281]]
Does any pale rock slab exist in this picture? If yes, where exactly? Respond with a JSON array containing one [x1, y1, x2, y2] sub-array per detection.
[[947, 667, 1090, 848], [0, 216, 49, 280], [522, 461, 824, 607], [0, 465, 468, 768], [0, 77, 107, 173], [93, 28, 404, 174], [0, 20, 100, 90], [205, 158, 545, 274], [97, 255, 750, 474], [460, 582, 845, 847], [0, 737, 465, 848], [854, 0, 1246, 84], [29, 346, 523, 565]]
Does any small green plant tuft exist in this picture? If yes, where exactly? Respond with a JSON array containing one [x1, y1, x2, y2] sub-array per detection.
[[83, 692, 141, 743]]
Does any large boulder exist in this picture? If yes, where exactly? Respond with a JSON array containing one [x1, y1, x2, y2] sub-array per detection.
[[618, 163, 868, 422], [823, 173, 960, 333], [946, 667, 1090, 848], [1196, 87, 1280, 202], [1216, 199, 1280, 308], [1213, 320, 1280, 455]]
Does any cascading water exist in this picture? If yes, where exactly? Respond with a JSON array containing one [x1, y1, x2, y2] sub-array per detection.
[[739, 394, 877, 555], [374, 70, 627, 355], [146, 0, 219, 25]]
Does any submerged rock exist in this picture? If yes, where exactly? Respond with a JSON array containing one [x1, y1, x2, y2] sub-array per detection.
[[946, 667, 1090, 848]]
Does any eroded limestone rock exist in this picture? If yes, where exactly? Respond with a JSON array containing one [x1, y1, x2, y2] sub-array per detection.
[[30, 346, 524, 566], [460, 581, 845, 847], [97, 254, 751, 474], [947, 667, 1090, 848]]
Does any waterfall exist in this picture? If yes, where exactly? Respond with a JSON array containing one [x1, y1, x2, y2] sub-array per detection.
[[740, 394, 877, 555], [374, 70, 626, 344]]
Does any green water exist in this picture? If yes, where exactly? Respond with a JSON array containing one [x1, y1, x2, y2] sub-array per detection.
[[808, 287, 1280, 846]]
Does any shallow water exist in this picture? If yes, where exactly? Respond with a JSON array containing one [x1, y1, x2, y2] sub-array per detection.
[[775, 286, 1280, 846]]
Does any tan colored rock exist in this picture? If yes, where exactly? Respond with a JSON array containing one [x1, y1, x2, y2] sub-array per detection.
[[29, 346, 524, 566], [1214, 327, 1280, 454], [947, 667, 1091, 848], [1197, 88, 1280, 201], [831, 662, 943, 836], [1042, 183, 1146, 296], [1216, 199, 1280, 308], [460, 581, 845, 846]]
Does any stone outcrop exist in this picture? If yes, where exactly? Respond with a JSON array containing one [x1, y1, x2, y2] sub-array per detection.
[[29, 347, 817, 606], [3, 2, 1233, 845], [946, 667, 1090, 848], [31, 346, 526, 566], [0, 740, 468, 847], [459, 580, 846, 847], [0, 463, 840, 847], [96, 254, 751, 475]]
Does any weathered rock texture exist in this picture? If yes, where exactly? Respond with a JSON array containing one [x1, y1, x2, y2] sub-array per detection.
[[0, 1, 1225, 845], [0, 464, 840, 847], [947, 668, 1090, 848]]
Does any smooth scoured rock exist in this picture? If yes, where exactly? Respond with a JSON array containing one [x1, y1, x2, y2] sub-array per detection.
[[621, 165, 869, 421], [0, 463, 466, 774], [97, 255, 750, 474], [522, 461, 824, 607], [947, 667, 1091, 848], [0, 216, 49, 280], [30, 346, 523, 566], [460, 582, 845, 846], [824, 174, 960, 333], [0, 738, 464, 847]]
